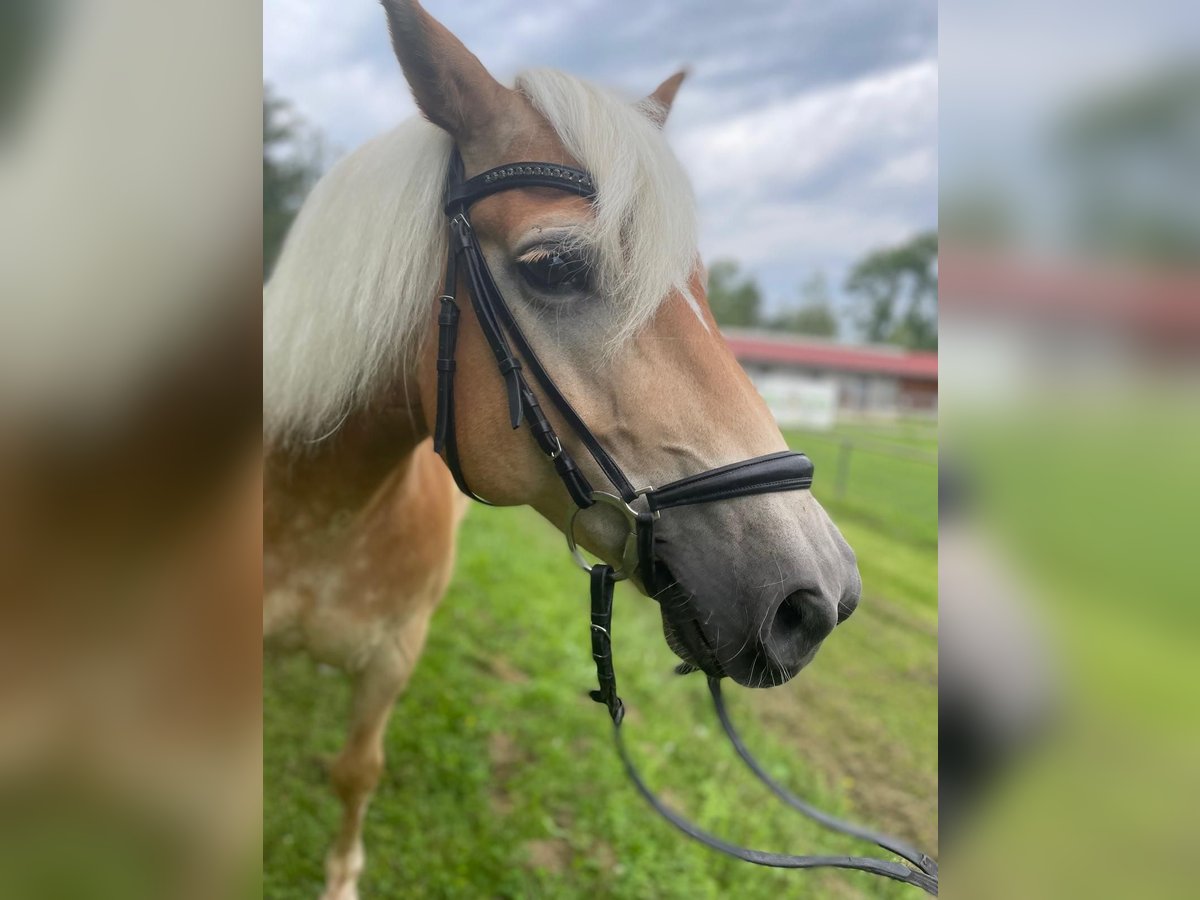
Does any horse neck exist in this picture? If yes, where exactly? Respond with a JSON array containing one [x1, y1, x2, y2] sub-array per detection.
[[264, 390, 428, 553]]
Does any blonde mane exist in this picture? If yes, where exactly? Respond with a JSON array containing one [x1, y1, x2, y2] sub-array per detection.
[[264, 68, 697, 445]]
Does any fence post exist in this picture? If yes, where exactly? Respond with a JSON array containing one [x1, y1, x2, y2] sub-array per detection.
[[835, 439, 852, 500]]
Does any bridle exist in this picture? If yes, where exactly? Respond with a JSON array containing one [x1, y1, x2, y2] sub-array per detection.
[[433, 148, 939, 895]]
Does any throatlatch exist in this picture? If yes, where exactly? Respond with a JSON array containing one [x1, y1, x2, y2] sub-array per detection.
[[433, 147, 938, 895]]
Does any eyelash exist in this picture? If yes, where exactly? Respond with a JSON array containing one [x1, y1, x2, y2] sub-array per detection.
[[517, 247, 592, 294]]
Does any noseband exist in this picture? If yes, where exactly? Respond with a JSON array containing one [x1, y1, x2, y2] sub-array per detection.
[[433, 148, 938, 894]]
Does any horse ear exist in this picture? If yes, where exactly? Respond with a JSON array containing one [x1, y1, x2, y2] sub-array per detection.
[[381, 0, 509, 141], [640, 69, 688, 128]]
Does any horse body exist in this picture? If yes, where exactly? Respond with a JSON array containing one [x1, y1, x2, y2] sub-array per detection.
[[264, 433, 462, 662]]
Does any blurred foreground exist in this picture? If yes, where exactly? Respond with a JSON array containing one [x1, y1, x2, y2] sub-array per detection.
[[0, 2, 261, 898], [941, 2, 1199, 897]]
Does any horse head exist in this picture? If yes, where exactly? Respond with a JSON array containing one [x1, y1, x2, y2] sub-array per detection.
[[386, 0, 862, 688]]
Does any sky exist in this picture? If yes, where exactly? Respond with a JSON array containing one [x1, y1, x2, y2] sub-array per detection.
[[263, 0, 938, 321], [941, 0, 1197, 252]]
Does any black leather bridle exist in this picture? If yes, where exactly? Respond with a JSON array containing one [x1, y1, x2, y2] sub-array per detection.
[[433, 148, 938, 895]]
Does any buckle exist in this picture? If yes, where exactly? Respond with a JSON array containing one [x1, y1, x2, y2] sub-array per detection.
[[634, 486, 660, 520], [449, 213, 473, 247]]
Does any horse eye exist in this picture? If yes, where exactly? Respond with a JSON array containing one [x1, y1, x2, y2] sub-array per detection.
[[518, 250, 591, 294]]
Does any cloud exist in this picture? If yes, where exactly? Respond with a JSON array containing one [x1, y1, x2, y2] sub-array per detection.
[[700, 201, 919, 268], [263, 0, 416, 147], [870, 147, 938, 188], [264, 0, 938, 314], [675, 58, 937, 295], [676, 59, 937, 202]]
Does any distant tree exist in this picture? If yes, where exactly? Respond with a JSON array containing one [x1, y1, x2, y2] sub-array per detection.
[[941, 186, 1018, 249], [845, 231, 938, 350], [264, 84, 324, 278], [1054, 64, 1200, 265], [0, 2, 49, 126], [771, 272, 839, 338], [705, 259, 762, 328]]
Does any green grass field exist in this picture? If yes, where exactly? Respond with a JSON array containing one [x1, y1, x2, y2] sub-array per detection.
[[264, 424, 937, 899]]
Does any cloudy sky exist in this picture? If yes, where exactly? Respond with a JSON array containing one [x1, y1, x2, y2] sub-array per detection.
[[264, 0, 937, 320]]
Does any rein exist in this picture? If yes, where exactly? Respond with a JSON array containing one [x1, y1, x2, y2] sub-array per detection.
[[433, 148, 938, 895]]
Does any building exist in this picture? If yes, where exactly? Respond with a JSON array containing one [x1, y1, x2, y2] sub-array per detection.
[[723, 329, 938, 426], [939, 249, 1200, 406]]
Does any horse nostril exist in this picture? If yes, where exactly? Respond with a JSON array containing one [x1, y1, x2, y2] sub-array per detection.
[[776, 588, 837, 644]]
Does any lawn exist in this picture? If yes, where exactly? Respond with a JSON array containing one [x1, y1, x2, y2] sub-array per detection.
[[264, 424, 937, 899]]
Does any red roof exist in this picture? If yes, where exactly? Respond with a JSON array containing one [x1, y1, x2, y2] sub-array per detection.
[[723, 331, 938, 380], [940, 249, 1200, 345]]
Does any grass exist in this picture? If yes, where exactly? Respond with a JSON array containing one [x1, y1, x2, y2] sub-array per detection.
[[264, 425, 937, 899], [834, 418, 938, 450], [785, 425, 938, 552]]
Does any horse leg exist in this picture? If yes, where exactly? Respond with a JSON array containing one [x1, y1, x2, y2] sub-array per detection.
[[320, 613, 432, 900], [301, 442, 462, 899]]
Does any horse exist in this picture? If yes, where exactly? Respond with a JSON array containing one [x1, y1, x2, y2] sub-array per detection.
[[263, 2, 862, 898]]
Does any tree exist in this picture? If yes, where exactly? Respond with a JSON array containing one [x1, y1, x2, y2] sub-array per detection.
[[263, 84, 324, 278], [0, 3, 49, 126], [1053, 64, 1200, 265], [941, 186, 1018, 249], [705, 259, 762, 328], [771, 272, 839, 338], [845, 231, 938, 350]]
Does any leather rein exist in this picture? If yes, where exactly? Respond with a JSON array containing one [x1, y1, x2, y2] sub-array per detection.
[[432, 148, 938, 895]]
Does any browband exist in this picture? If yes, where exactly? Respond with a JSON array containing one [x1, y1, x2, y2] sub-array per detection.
[[445, 161, 596, 213]]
